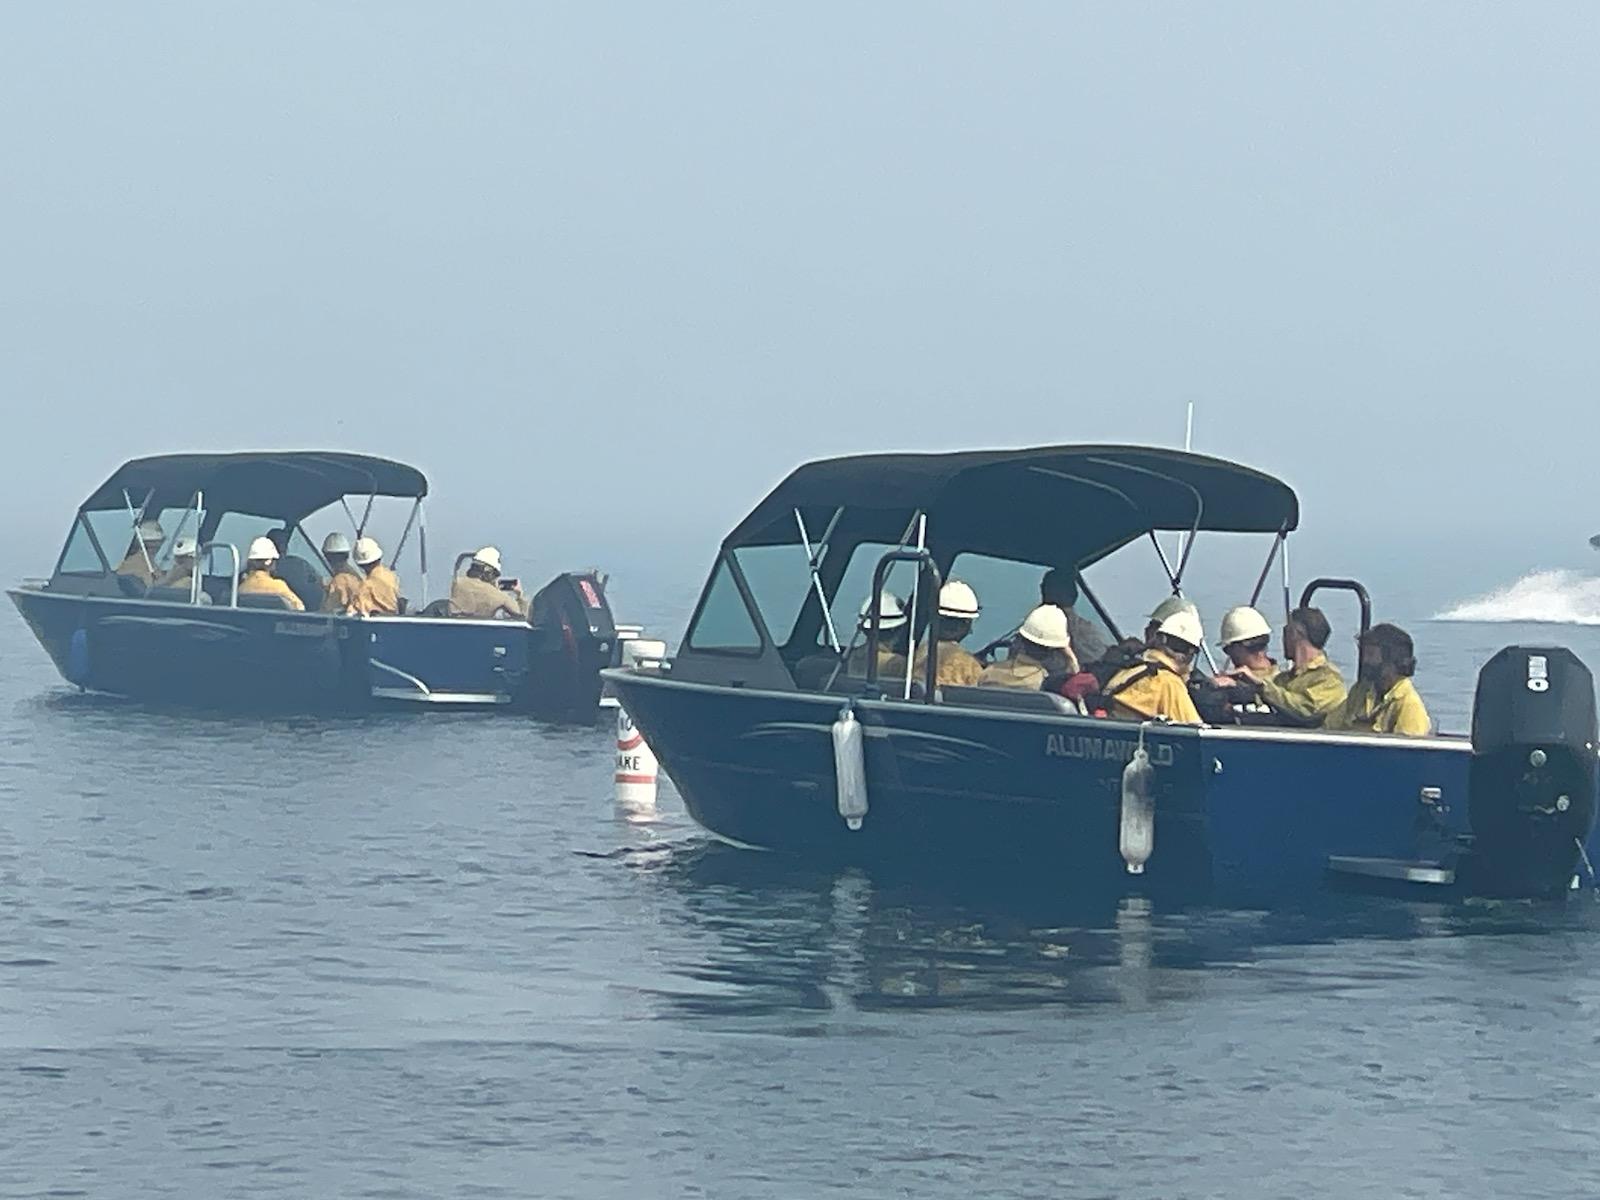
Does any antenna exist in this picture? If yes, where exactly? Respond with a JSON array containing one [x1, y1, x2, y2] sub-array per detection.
[[1175, 402, 1195, 562]]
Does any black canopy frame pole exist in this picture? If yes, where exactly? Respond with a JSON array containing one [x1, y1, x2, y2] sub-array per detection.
[[357, 486, 377, 538], [1073, 571, 1123, 643], [1088, 456, 1206, 588], [339, 498, 363, 540], [392, 498, 424, 586], [794, 506, 844, 653], [1248, 527, 1288, 609], [1145, 530, 1220, 676], [418, 505, 429, 605]]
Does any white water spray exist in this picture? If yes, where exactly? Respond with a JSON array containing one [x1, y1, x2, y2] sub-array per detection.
[[1435, 569, 1600, 626]]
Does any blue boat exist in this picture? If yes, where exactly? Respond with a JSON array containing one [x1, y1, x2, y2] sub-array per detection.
[[605, 444, 1600, 901], [10, 451, 644, 720]]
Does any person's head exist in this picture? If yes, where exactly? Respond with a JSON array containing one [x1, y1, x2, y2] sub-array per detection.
[[1219, 606, 1273, 668], [171, 535, 197, 566], [1152, 608, 1204, 668], [858, 591, 908, 647], [322, 531, 353, 571], [469, 545, 502, 583], [1015, 605, 1074, 674], [353, 537, 384, 571], [1040, 567, 1079, 610], [1358, 623, 1416, 686], [128, 519, 163, 556], [1145, 595, 1198, 645], [1284, 606, 1331, 661], [246, 536, 280, 574], [935, 579, 980, 643]]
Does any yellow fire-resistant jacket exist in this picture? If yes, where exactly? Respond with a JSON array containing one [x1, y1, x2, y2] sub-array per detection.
[[1258, 653, 1347, 725], [977, 654, 1048, 691], [912, 640, 985, 689], [448, 574, 524, 619], [356, 564, 402, 616], [1105, 647, 1202, 724], [116, 551, 156, 587], [238, 569, 305, 611], [322, 568, 365, 614], [1325, 676, 1431, 737], [846, 643, 908, 680]]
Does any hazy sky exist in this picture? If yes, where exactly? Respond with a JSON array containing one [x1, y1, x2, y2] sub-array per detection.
[[3, 4, 1597, 594]]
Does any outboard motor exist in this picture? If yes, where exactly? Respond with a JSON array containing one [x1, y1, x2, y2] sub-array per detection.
[[1465, 647, 1599, 898], [524, 571, 619, 722]]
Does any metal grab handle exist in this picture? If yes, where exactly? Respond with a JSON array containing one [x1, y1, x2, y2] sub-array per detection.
[[1298, 578, 1372, 636], [200, 541, 241, 607], [867, 548, 942, 702]]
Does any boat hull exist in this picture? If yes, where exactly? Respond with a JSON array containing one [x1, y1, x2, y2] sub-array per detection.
[[9, 587, 600, 719], [605, 669, 1562, 902]]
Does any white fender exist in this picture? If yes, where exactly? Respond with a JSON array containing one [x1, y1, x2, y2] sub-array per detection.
[[832, 705, 869, 830], [1119, 737, 1156, 874]]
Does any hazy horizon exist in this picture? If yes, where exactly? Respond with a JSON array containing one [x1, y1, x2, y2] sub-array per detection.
[[4, 4, 1597, 606]]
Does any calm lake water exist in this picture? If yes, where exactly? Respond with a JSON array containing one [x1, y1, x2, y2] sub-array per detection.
[[6, 567, 1600, 1199]]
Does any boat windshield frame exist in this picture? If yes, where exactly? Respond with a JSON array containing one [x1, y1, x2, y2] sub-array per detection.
[[672, 445, 1300, 691]]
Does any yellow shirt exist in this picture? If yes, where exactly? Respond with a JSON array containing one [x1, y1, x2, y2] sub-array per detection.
[[322, 568, 365, 614], [154, 566, 194, 592], [356, 564, 401, 616], [1106, 648, 1202, 724], [449, 574, 523, 619], [912, 640, 985, 689], [977, 655, 1048, 691], [116, 551, 156, 586], [238, 569, 305, 611], [1258, 653, 1348, 724], [1325, 675, 1431, 737], [846, 643, 908, 680]]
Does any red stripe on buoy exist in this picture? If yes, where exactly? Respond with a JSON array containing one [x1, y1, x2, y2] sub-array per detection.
[[617, 733, 644, 751], [614, 773, 656, 785]]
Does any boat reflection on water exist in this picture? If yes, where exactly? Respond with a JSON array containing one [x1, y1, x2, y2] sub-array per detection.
[[627, 839, 1600, 1022]]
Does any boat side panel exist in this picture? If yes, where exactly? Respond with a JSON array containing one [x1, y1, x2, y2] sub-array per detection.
[[612, 673, 1212, 882], [1198, 733, 1471, 893], [10, 589, 364, 708]]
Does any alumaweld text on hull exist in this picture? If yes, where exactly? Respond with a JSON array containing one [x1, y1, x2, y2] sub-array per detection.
[[604, 443, 1600, 903], [10, 451, 656, 720]]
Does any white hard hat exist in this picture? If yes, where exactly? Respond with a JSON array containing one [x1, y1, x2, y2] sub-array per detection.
[[1219, 605, 1273, 647], [1018, 605, 1072, 650], [472, 546, 503, 572], [322, 531, 352, 556], [1149, 595, 1199, 625], [1156, 609, 1204, 650], [937, 579, 980, 620], [172, 535, 197, 558], [138, 520, 164, 543], [247, 536, 279, 563], [858, 591, 907, 631], [353, 536, 383, 566]]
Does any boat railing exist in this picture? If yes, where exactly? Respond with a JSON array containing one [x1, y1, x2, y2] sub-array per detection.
[[200, 541, 240, 607], [867, 547, 942, 702], [1299, 578, 1372, 637]]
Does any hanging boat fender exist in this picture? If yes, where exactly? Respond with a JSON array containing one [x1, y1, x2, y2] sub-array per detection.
[[832, 703, 869, 831], [1120, 724, 1156, 874]]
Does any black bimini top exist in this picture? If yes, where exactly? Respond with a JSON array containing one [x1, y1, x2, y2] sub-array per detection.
[[80, 452, 428, 524], [726, 444, 1299, 568]]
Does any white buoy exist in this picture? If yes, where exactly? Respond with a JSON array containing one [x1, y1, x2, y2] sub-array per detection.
[[832, 705, 869, 830], [614, 705, 659, 813], [1119, 738, 1156, 874]]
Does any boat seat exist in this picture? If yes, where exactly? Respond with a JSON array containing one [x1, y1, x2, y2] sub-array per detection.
[[145, 587, 211, 606], [937, 685, 1080, 716], [417, 599, 451, 618], [237, 593, 298, 611]]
